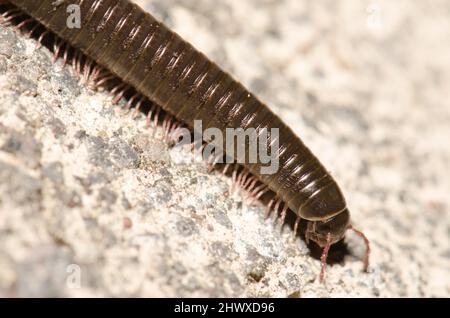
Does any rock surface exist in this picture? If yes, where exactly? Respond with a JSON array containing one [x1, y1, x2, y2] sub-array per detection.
[[0, 0, 449, 297]]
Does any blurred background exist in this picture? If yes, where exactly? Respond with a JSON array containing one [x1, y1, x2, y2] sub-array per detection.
[[0, 0, 449, 297]]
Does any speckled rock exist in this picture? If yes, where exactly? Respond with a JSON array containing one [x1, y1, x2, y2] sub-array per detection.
[[0, 0, 449, 297]]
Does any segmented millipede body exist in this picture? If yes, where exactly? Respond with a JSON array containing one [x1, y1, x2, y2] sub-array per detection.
[[3, 0, 370, 282]]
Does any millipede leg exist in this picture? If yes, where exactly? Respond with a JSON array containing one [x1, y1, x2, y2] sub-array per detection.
[[145, 110, 152, 127], [133, 97, 145, 118], [166, 117, 179, 142], [53, 39, 64, 63], [62, 45, 71, 67], [27, 23, 40, 37], [111, 86, 127, 105], [236, 170, 249, 190], [75, 52, 84, 76], [206, 156, 216, 173], [222, 163, 231, 175], [293, 216, 301, 240], [166, 115, 174, 140], [88, 66, 102, 87], [96, 73, 115, 87], [2, 11, 22, 25], [169, 125, 186, 144], [13, 18, 33, 31], [253, 187, 268, 203], [124, 94, 137, 112], [207, 152, 223, 173], [81, 60, 90, 81], [71, 50, 80, 74], [278, 203, 288, 229], [347, 224, 370, 272], [187, 138, 199, 156], [1, 9, 20, 23], [82, 58, 94, 83], [243, 178, 262, 205], [230, 165, 239, 194], [272, 198, 281, 223], [243, 175, 257, 192], [243, 172, 253, 188], [264, 197, 275, 219], [233, 169, 242, 188], [153, 107, 161, 134], [36, 30, 49, 49], [305, 221, 312, 244], [145, 104, 156, 127], [168, 121, 181, 143], [252, 183, 267, 198], [319, 233, 332, 283], [161, 113, 169, 140]]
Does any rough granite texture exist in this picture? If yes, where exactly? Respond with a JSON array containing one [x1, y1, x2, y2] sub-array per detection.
[[0, 0, 449, 297]]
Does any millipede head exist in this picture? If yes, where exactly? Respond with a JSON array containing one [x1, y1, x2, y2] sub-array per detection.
[[305, 209, 350, 248], [304, 209, 349, 283], [304, 209, 371, 283]]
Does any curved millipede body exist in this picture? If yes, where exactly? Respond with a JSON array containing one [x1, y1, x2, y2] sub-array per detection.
[[2, 0, 370, 282]]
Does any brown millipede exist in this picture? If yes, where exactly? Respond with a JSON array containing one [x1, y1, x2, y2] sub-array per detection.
[[1, 0, 370, 282]]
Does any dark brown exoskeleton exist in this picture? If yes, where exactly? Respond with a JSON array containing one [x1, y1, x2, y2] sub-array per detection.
[[3, 0, 370, 282]]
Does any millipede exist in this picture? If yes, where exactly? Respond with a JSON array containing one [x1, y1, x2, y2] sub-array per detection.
[[0, 0, 370, 283]]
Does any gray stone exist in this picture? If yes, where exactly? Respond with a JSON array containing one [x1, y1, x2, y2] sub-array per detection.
[[0, 161, 42, 205], [15, 247, 73, 298], [1, 129, 42, 169], [42, 162, 64, 184], [0, 55, 7, 74], [176, 216, 198, 237], [48, 118, 67, 137], [210, 209, 233, 229], [98, 187, 118, 205]]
